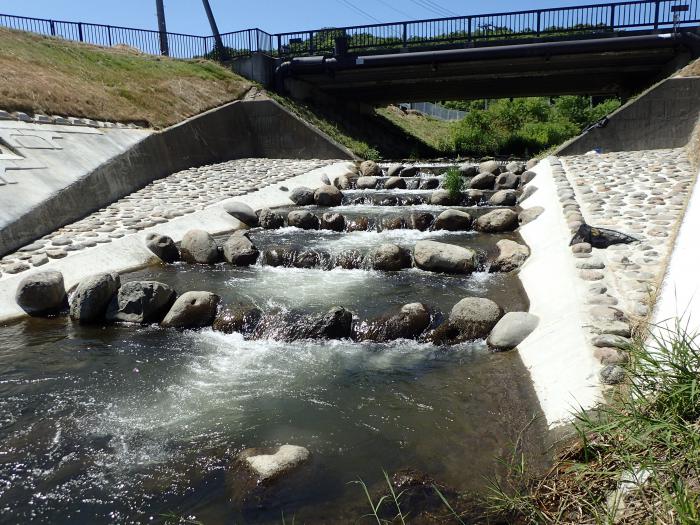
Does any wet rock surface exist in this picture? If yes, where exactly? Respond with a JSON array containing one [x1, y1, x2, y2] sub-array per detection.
[[69, 272, 121, 323], [106, 280, 176, 324], [15, 270, 66, 315], [161, 291, 220, 329]]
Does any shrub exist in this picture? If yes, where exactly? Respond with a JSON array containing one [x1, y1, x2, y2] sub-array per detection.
[[443, 168, 464, 198]]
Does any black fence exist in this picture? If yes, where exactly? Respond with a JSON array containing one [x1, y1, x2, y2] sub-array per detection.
[[1, 0, 699, 60]]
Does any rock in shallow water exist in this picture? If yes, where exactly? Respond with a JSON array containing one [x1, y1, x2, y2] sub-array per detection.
[[222, 201, 258, 226], [106, 281, 175, 324], [320, 212, 345, 232], [16, 270, 66, 315], [146, 233, 179, 263], [434, 209, 472, 231], [70, 272, 120, 323], [372, 243, 412, 271], [360, 160, 381, 177], [161, 291, 220, 329], [180, 229, 220, 264], [413, 240, 477, 274], [474, 209, 519, 233], [487, 311, 539, 351], [289, 186, 315, 206], [359, 303, 431, 342], [491, 239, 530, 272], [314, 184, 342, 206], [258, 208, 284, 229], [287, 210, 319, 230], [449, 297, 503, 340], [222, 232, 259, 266]]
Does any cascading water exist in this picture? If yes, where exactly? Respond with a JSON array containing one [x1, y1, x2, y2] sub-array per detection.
[[0, 162, 549, 524]]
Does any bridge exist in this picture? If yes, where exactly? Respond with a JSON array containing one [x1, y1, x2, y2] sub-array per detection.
[[1, 0, 699, 102]]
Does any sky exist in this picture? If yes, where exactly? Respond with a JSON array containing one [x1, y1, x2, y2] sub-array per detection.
[[2, 0, 618, 35]]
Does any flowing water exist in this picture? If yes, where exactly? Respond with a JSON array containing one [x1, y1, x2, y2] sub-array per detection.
[[0, 177, 550, 524]]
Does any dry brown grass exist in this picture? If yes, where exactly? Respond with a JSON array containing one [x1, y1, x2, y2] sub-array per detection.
[[0, 27, 251, 128], [676, 57, 700, 77]]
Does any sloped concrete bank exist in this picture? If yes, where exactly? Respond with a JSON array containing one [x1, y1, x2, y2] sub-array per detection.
[[0, 97, 353, 256], [557, 77, 700, 155]]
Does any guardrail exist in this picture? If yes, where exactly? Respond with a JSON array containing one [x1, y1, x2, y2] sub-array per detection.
[[1, 0, 698, 60]]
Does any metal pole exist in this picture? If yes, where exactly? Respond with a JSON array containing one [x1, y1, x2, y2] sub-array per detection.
[[156, 0, 169, 56], [202, 0, 228, 60]]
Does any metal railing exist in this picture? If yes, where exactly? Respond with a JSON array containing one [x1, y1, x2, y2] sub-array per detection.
[[1, 0, 698, 60]]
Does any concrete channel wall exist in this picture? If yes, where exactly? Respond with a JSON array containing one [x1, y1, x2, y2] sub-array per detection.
[[0, 97, 353, 256], [557, 77, 700, 155]]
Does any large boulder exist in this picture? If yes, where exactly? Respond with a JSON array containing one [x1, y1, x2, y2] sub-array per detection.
[[429, 190, 459, 206], [419, 178, 440, 190], [239, 444, 310, 482], [356, 176, 379, 190], [212, 304, 262, 335], [69, 272, 120, 323], [258, 208, 284, 229], [386, 163, 404, 177], [145, 233, 179, 263], [413, 241, 477, 274], [491, 240, 530, 272], [222, 232, 259, 266], [180, 229, 220, 264], [285, 306, 353, 340], [314, 184, 343, 206], [222, 201, 258, 226], [16, 270, 66, 315], [434, 209, 472, 231], [479, 160, 501, 174], [506, 161, 525, 174], [449, 297, 503, 340], [333, 173, 353, 190], [489, 189, 518, 206], [320, 212, 345, 232], [474, 209, 519, 233], [372, 243, 412, 271], [495, 172, 520, 190], [487, 312, 539, 351], [469, 173, 495, 190], [360, 160, 381, 177], [458, 163, 478, 177], [384, 176, 406, 190], [361, 302, 431, 342], [161, 291, 220, 329], [289, 186, 315, 206], [287, 210, 320, 230], [106, 281, 176, 323], [399, 166, 419, 177]]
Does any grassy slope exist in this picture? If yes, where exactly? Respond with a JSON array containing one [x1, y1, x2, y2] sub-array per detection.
[[376, 105, 453, 154], [0, 27, 251, 128]]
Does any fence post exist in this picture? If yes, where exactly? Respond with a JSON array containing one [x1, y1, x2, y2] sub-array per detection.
[[277, 34, 282, 56], [49, 20, 56, 36], [248, 29, 253, 54], [308, 31, 314, 54], [78, 22, 83, 41], [609, 4, 616, 30], [402, 22, 407, 48], [653, 0, 661, 29], [107, 26, 112, 46], [537, 11, 541, 35], [467, 16, 472, 43]]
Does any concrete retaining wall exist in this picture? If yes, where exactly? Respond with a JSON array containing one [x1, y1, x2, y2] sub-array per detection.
[[0, 97, 353, 256], [557, 77, 700, 155]]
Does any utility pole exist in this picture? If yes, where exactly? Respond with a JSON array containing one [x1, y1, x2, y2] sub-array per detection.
[[201, 0, 228, 60], [156, 0, 169, 56]]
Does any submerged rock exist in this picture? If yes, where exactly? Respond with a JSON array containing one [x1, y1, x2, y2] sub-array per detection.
[[449, 297, 503, 340], [270, 306, 354, 341], [434, 209, 472, 231], [474, 209, 519, 233], [289, 186, 315, 206], [410, 212, 434, 231], [491, 239, 530, 272], [161, 291, 220, 329], [258, 208, 285, 229], [212, 304, 262, 335], [16, 270, 66, 316], [106, 281, 176, 324], [372, 243, 412, 271], [384, 176, 406, 190], [69, 272, 120, 323], [399, 166, 418, 177], [335, 250, 365, 269], [222, 201, 258, 226], [180, 229, 220, 264], [314, 184, 343, 206], [382, 217, 405, 230], [487, 311, 539, 351], [287, 210, 320, 230], [222, 232, 259, 266], [347, 217, 369, 232], [145, 233, 179, 263], [413, 240, 477, 274], [320, 212, 345, 232], [360, 303, 431, 342]]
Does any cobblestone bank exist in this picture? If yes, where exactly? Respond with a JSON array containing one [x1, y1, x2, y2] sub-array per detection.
[[0, 158, 336, 277], [557, 149, 696, 380]]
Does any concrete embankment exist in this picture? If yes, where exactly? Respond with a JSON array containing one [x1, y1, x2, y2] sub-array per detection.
[[0, 97, 353, 256]]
